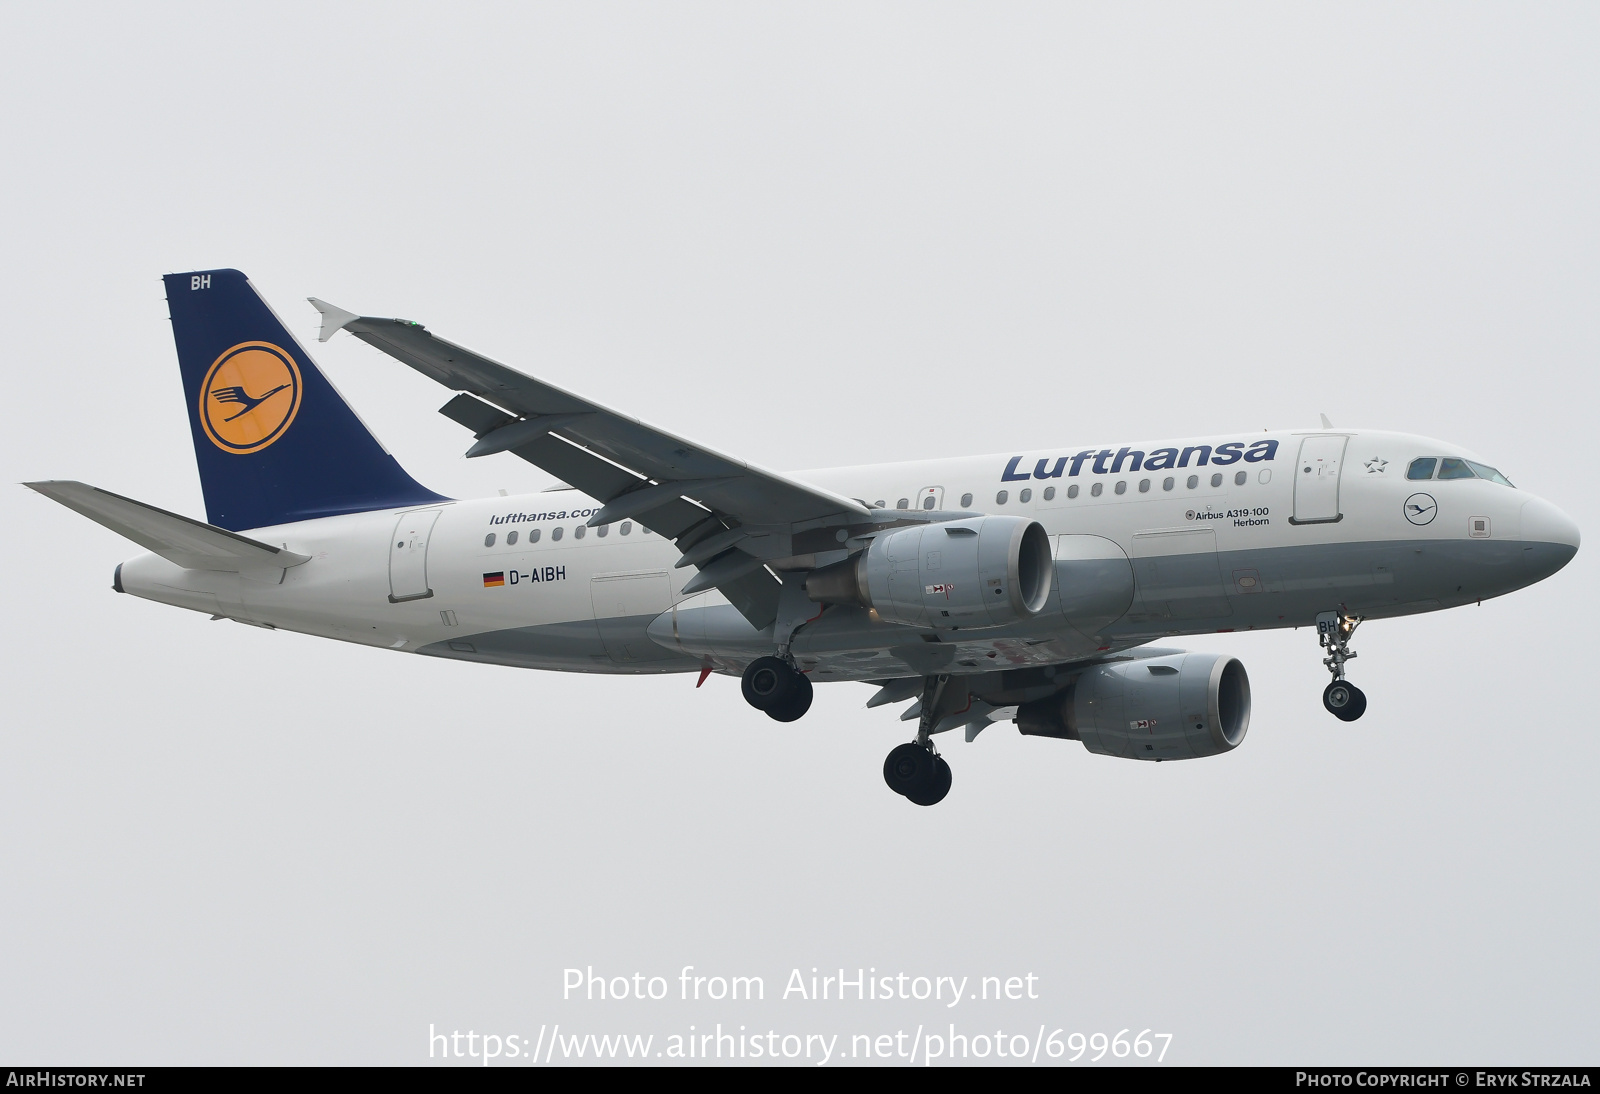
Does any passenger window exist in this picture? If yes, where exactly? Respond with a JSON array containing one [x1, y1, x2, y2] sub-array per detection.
[[1187, 475, 1199, 489], [873, 500, 885, 509], [552, 527, 563, 541], [922, 496, 935, 510], [1114, 481, 1127, 495], [1234, 471, 1246, 486], [1138, 479, 1150, 493], [1163, 477, 1174, 491], [896, 498, 909, 509], [529, 528, 540, 542], [1438, 458, 1474, 480], [996, 490, 1008, 505], [1067, 485, 1079, 499], [620, 522, 631, 536], [1090, 483, 1103, 497], [960, 493, 973, 507], [507, 530, 518, 546], [1019, 488, 1032, 503], [575, 525, 586, 539], [1042, 487, 1054, 501], [484, 533, 496, 547], [1407, 458, 1437, 480], [597, 524, 608, 538], [1211, 473, 1222, 488]]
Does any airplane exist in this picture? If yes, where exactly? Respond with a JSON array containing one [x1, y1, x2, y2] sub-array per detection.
[[26, 269, 1580, 806]]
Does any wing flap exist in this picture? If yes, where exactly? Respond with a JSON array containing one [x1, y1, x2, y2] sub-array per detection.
[[25, 481, 310, 572]]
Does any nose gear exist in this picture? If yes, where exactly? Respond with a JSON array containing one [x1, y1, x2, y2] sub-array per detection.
[[1316, 610, 1367, 721]]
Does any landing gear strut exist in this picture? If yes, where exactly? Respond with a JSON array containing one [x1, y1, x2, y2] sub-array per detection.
[[1316, 610, 1367, 722], [882, 675, 953, 806], [740, 656, 813, 722]]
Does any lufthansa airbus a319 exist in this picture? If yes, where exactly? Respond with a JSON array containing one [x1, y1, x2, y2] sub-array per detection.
[[28, 270, 1581, 805]]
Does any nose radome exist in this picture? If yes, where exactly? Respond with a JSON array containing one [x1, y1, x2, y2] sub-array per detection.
[[1521, 496, 1581, 553]]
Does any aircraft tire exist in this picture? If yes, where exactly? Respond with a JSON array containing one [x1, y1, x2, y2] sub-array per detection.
[[1323, 680, 1367, 722], [765, 673, 813, 722], [883, 743, 935, 797], [905, 756, 953, 806], [742, 656, 797, 711]]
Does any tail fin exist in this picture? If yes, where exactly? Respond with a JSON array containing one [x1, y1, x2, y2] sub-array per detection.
[[164, 269, 447, 531]]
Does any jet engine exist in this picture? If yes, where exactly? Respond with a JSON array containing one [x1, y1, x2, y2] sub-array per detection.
[[806, 515, 1053, 630], [1016, 651, 1250, 761]]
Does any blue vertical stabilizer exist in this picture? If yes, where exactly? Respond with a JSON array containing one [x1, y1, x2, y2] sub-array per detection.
[[164, 269, 447, 531]]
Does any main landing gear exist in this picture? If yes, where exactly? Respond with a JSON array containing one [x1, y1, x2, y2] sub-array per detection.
[[1316, 610, 1367, 722], [883, 743, 952, 806], [740, 656, 813, 723], [882, 675, 953, 806]]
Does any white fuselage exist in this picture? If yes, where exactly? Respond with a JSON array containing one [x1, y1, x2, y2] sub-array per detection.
[[115, 429, 1579, 684]]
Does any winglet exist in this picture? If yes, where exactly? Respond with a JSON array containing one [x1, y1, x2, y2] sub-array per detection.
[[307, 297, 360, 343]]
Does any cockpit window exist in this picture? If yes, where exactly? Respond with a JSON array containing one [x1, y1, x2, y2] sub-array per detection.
[[1408, 455, 1515, 487], [1466, 460, 1515, 487]]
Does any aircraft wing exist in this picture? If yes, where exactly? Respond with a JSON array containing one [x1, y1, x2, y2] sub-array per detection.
[[25, 481, 311, 572], [310, 300, 873, 628]]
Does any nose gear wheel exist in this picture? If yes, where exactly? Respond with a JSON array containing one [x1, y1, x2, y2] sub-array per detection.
[[1322, 679, 1367, 721], [1316, 610, 1367, 721]]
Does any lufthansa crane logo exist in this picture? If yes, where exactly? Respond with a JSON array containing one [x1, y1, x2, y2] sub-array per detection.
[[1403, 492, 1438, 526], [198, 342, 303, 454]]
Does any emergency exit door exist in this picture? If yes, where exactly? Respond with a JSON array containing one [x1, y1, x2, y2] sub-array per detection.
[[389, 509, 441, 602], [1290, 435, 1347, 525]]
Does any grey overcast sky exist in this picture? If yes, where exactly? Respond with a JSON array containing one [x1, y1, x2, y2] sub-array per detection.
[[1, 2, 1595, 1066]]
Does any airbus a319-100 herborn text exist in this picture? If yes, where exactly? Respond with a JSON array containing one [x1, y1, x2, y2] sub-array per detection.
[[29, 270, 1580, 805]]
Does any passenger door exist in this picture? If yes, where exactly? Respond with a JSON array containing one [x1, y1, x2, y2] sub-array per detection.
[[1291, 435, 1347, 524], [388, 509, 441, 602]]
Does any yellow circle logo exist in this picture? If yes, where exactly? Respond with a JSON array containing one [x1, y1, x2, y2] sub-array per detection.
[[198, 342, 303, 454]]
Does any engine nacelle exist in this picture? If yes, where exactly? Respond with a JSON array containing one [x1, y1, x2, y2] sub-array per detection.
[[806, 515, 1054, 630], [1017, 652, 1251, 760]]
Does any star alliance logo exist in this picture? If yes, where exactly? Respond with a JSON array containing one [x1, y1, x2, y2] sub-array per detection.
[[1365, 458, 1388, 474]]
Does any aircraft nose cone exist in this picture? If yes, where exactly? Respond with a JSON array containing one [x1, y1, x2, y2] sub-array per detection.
[[1521, 496, 1581, 552], [1518, 496, 1580, 581]]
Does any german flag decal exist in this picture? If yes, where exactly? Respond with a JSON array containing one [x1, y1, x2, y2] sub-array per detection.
[[482, 572, 506, 588]]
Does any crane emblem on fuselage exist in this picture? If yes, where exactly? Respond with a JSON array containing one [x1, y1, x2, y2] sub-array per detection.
[[1404, 493, 1438, 525]]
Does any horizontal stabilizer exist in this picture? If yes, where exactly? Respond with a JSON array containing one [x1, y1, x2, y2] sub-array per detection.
[[25, 481, 311, 572]]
